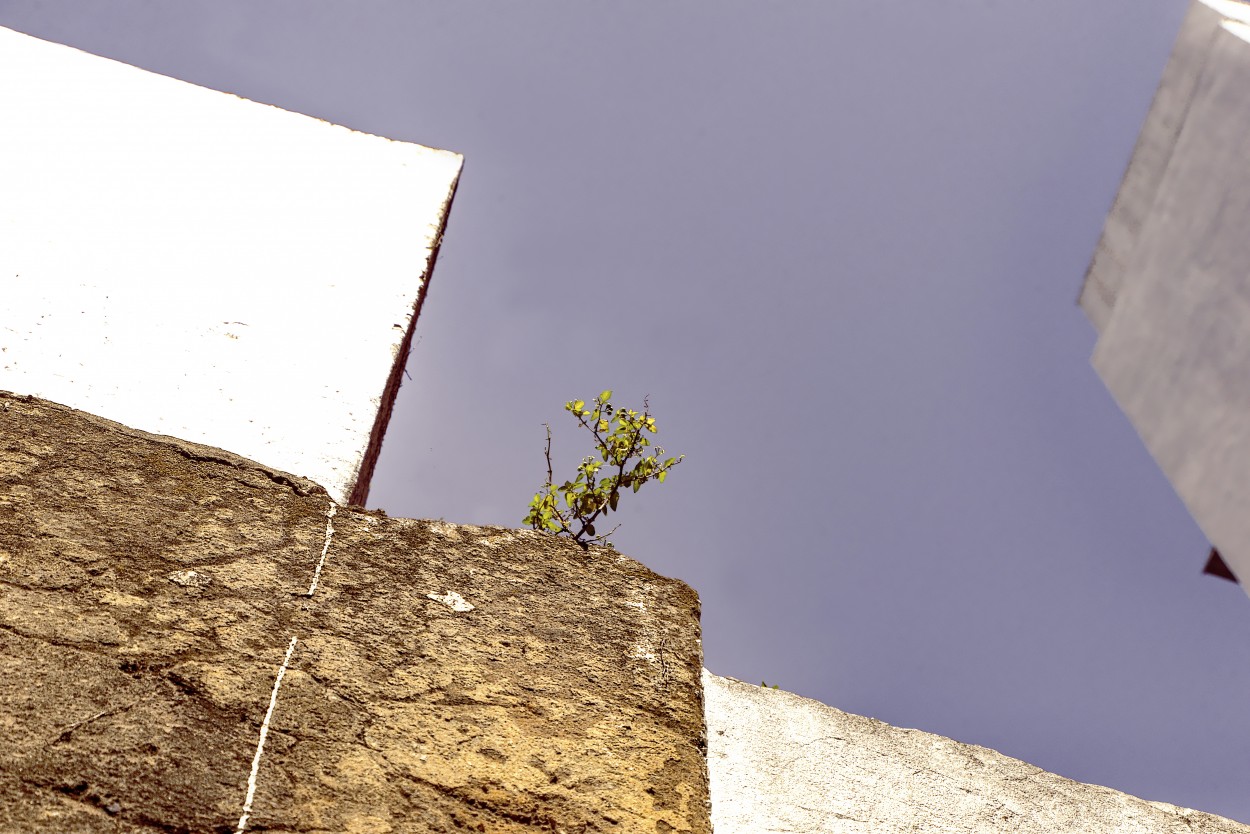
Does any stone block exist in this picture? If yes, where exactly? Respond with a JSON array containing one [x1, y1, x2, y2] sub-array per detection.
[[0, 391, 710, 833], [705, 672, 1248, 833], [1084, 0, 1250, 584]]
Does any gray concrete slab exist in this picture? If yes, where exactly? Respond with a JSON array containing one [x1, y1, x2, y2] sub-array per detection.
[[1090, 10, 1250, 583], [1080, 0, 1227, 332]]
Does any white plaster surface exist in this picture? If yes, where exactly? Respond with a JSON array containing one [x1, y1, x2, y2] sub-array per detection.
[[1078, 0, 1226, 332], [1079, 1, 1250, 585], [0, 26, 462, 504], [704, 671, 1250, 833], [1205, 0, 1250, 26]]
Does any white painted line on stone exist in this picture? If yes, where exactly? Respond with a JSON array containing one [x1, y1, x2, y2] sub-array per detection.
[[235, 635, 298, 834], [304, 502, 337, 597]]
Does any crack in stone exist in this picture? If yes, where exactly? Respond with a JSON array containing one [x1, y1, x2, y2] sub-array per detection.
[[172, 448, 321, 498], [49, 698, 146, 746]]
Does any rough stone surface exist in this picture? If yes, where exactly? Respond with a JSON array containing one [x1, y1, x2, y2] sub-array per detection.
[[705, 671, 1250, 834], [0, 391, 710, 833]]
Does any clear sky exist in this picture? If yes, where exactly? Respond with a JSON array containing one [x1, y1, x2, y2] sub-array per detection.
[[6, 0, 1250, 822]]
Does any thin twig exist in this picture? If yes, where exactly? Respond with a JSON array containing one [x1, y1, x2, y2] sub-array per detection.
[[50, 699, 144, 745], [543, 423, 554, 488]]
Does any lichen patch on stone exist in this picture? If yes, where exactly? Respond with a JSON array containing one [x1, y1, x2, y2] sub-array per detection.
[[426, 590, 475, 612]]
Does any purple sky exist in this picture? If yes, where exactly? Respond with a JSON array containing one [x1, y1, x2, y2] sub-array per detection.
[[7, 0, 1250, 822]]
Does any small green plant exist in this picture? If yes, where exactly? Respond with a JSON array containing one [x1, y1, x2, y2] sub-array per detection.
[[524, 391, 683, 548]]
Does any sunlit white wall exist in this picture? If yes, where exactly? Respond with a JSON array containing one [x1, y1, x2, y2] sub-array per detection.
[[0, 26, 461, 503]]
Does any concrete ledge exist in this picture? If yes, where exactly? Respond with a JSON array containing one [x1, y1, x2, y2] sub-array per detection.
[[705, 672, 1249, 833], [0, 392, 711, 833]]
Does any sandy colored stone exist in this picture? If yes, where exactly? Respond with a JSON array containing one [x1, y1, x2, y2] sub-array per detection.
[[0, 391, 711, 833]]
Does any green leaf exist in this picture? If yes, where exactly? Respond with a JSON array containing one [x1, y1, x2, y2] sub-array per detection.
[[529, 394, 681, 543]]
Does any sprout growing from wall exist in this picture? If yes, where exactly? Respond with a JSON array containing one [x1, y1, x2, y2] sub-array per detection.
[[524, 391, 683, 548]]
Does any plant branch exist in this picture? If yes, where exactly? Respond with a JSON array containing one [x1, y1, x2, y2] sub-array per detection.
[[525, 392, 682, 548], [543, 423, 554, 488]]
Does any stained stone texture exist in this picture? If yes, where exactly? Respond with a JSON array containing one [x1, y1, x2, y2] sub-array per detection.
[[705, 672, 1250, 834], [0, 391, 711, 833]]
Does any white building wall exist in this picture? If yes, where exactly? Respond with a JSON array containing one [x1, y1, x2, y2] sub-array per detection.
[[0, 26, 462, 505], [1081, 0, 1250, 587], [1078, 0, 1228, 332]]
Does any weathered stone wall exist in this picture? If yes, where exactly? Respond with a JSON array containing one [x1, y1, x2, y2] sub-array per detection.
[[5, 393, 1249, 833], [0, 391, 711, 833], [705, 672, 1250, 833]]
